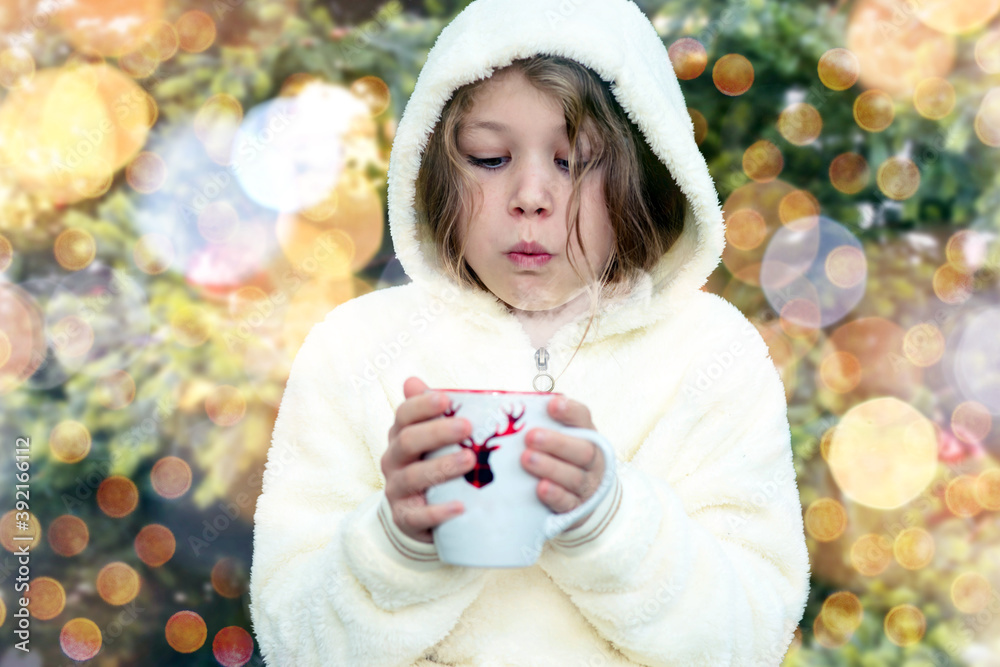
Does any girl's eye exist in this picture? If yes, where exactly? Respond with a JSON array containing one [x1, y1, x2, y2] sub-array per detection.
[[468, 157, 585, 172]]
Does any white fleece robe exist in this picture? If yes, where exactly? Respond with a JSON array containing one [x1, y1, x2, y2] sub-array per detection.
[[249, 0, 812, 665]]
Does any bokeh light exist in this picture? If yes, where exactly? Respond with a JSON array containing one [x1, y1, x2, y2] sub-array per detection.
[[212, 557, 248, 599], [804, 498, 848, 541], [213, 626, 255, 667], [945, 229, 991, 273], [854, 90, 895, 132], [95, 370, 137, 410], [54, 0, 166, 58], [913, 0, 1000, 34], [135, 524, 176, 567], [97, 561, 141, 605], [166, 610, 208, 653], [975, 469, 1000, 510], [827, 397, 938, 509], [713, 54, 754, 96], [950, 572, 993, 614], [945, 475, 982, 517], [818, 48, 860, 91], [777, 103, 822, 146], [893, 527, 935, 570], [742, 140, 783, 183], [26, 576, 66, 620], [97, 476, 140, 518], [951, 401, 992, 444], [829, 153, 870, 195], [1, 510, 42, 552], [49, 419, 92, 463], [876, 157, 920, 201], [850, 533, 893, 576], [914, 78, 956, 120], [176, 10, 217, 53], [778, 190, 820, 231], [60, 617, 102, 661], [761, 217, 866, 329], [975, 29, 1000, 73], [688, 108, 707, 145], [151, 456, 193, 499], [975, 88, 1000, 146], [820, 591, 864, 638], [669, 38, 708, 80], [48, 515, 89, 557], [350, 75, 392, 117], [206, 384, 247, 426], [884, 605, 925, 647], [952, 307, 1000, 413]]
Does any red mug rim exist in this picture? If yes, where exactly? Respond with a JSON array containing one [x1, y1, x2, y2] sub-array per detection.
[[432, 388, 564, 396]]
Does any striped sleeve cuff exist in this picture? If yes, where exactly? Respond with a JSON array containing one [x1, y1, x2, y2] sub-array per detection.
[[375, 492, 443, 565], [549, 471, 623, 551]]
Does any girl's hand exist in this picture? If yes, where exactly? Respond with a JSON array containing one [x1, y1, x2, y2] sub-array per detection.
[[381, 377, 477, 544], [520, 396, 607, 532]]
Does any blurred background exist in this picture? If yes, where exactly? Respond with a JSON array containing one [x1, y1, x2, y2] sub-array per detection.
[[0, 0, 998, 664]]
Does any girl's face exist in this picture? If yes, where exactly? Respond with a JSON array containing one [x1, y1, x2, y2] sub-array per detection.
[[456, 69, 614, 313]]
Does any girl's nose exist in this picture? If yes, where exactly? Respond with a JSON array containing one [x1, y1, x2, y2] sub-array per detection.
[[510, 159, 557, 219]]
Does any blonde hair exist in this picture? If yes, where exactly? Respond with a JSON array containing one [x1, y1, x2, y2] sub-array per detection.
[[414, 54, 685, 379]]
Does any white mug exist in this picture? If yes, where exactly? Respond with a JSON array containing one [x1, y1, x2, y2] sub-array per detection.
[[423, 388, 617, 568]]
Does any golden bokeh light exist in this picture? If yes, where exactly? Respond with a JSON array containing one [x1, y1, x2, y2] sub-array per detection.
[[48, 515, 89, 557], [0, 64, 153, 204], [777, 103, 822, 146], [50, 315, 95, 360], [945, 229, 990, 273], [778, 190, 820, 231], [96, 370, 137, 410], [60, 617, 102, 661], [945, 475, 982, 517], [0, 47, 35, 89], [876, 157, 920, 201], [914, 78, 956, 120], [975, 30, 1000, 73], [829, 153, 870, 195], [975, 469, 1000, 511], [854, 90, 895, 132], [824, 245, 867, 289], [166, 610, 208, 653], [951, 572, 993, 616], [1, 510, 41, 552], [206, 384, 247, 426], [54, 228, 97, 271], [951, 401, 992, 444], [742, 140, 783, 183], [135, 524, 176, 567], [151, 456, 193, 499], [721, 180, 796, 286], [913, 0, 1000, 34], [133, 233, 175, 275], [139, 20, 181, 62], [54, 0, 166, 58], [0, 331, 9, 368], [851, 533, 893, 576], [813, 612, 850, 649], [171, 305, 213, 347], [212, 557, 247, 599], [26, 576, 66, 620], [847, 0, 956, 97], [350, 76, 391, 116], [176, 10, 217, 54], [118, 36, 160, 79], [884, 605, 925, 647], [819, 427, 836, 462], [819, 351, 862, 394], [804, 498, 848, 541], [893, 527, 935, 570], [975, 88, 1000, 147], [49, 420, 92, 464], [97, 561, 140, 605], [828, 397, 938, 509], [669, 38, 708, 80], [821, 591, 864, 637], [713, 54, 754, 96], [818, 48, 860, 91], [0, 283, 47, 395], [688, 108, 708, 146], [932, 264, 973, 304], [724, 209, 767, 251], [902, 323, 945, 367], [126, 151, 168, 194], [96, 476, 139, 518]]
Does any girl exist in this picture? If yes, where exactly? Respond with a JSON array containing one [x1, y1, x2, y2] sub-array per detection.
[[250, 0, 811, 665]]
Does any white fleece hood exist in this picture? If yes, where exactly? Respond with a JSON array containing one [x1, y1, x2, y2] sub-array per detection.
[[386, 0, 725, 342]]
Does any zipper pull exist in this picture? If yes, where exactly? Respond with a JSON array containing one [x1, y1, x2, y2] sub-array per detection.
[[533, 347, 555, 393]]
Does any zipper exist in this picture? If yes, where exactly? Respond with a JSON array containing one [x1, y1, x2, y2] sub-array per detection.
[[533, 347, 555, 393]]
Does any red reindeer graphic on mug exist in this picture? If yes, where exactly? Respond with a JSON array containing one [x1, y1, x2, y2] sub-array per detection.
[[443, 401, 525, 488]]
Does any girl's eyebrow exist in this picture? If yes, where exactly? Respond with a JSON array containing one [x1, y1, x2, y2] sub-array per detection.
[[464, 119, 568, 136]]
